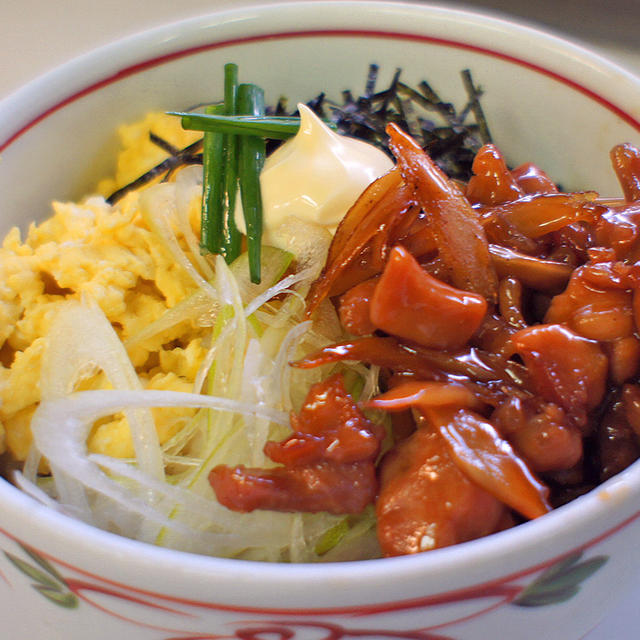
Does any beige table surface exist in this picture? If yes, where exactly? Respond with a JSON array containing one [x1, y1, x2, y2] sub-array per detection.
[[1, 1, 639, 638]]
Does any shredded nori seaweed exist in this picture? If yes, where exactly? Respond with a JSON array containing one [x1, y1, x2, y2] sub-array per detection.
[[106, 137, 203, 204], [304, 64, 492, 181], [107, 65, 491, 204]]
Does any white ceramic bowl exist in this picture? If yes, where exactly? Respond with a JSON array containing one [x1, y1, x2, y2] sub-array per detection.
[[1, 2, 640, 639]]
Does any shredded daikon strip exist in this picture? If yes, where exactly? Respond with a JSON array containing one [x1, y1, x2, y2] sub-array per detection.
[[31, 389, 290, 543], [125, 289, 218, 348], [12, 470, 61, 510], [174, 165, 215, 280], [41, 299, 164, 482], [139, 183, 217, 297]]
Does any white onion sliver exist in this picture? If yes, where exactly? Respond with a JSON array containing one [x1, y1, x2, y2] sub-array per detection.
[[40, 299, 164, 482], [270, 320, 312, 411], [31, 389, 289, 539], [139, 183, 216, 298], [244, 268, 314, 318], [11, 471, 61, 510], [125, 289, 218, 349], [174, 166, 214, 280], [88, 453, 215, 515]]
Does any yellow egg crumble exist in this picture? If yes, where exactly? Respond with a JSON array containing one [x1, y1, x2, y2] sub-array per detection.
[[0, 113, 206, 462]]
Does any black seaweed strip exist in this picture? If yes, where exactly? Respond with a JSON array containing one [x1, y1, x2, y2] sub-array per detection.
[[399, 96, 422, 140], [461, 68, 492, 144], [303, 93, 327, 120], [397, 82, 449, 117], [106, 137, 203, 204], [364, 63, 379, 99], [425, 130, 469, 156], [380, 68, 402, 114], [162, 154, 203, 182], [272, 97, 289, 116], [456, 96, 478, 125], [149, 132, 181, 156], [417, 80, 456, 120], [391, 94, 410, 135]]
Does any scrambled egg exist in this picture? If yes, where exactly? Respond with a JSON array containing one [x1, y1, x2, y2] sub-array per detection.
[[0, 113, 206, 462]]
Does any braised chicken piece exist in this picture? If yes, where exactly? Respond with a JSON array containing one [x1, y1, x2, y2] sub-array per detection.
[[492, 397, 583, 473], [596, 392, 640, 482], [610, 143, 640, 201], [369, 246, 487, 350], [466, 143, 525, 205], [210, 374, 384, 515], [510, 324, 608, 430], [376, 427, 506, 556]]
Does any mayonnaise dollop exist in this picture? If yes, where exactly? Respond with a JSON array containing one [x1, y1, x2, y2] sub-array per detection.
[[234, 103, 394, 249]]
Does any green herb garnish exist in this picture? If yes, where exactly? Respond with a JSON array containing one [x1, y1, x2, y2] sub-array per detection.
[[173, 113, 332, 139], [236, 83, 266, 284], [221, 63, 242, 262], [200, 63, 242, 262], [200, 103, 226, 255]]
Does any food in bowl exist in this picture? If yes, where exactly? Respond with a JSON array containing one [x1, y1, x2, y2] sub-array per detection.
[[2, 60, 640, 565]]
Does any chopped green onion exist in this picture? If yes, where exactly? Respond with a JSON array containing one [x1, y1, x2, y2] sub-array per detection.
[[237, 83, 266, 284], [172, 113, 337, 139], [315, 518, 350, 555], [200, 103, 225, 255], [199, 64, 242, 262], [221, 63, 241, 262]]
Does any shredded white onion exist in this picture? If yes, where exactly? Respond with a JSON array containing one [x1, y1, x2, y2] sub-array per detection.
[[12, 470, 61, 510], [174, 166, 215, 280], [139, 183, 217, 298], [24, 178, 378, 560], [40, 299, 164, 482]]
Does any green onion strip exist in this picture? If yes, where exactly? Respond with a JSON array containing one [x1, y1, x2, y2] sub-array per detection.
[[200, 103, 225, 256], [200, 63, 242, 262], [221, 63, 242, 262], [183, 65, 340, 280], [237, 83, 266, 284], [192, 66, 293, 281], [175, 113, 335, 139]]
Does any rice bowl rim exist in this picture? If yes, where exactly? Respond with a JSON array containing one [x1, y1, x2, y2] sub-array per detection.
[[2, 1, 640, 149], [0, 0, 639, 591]]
